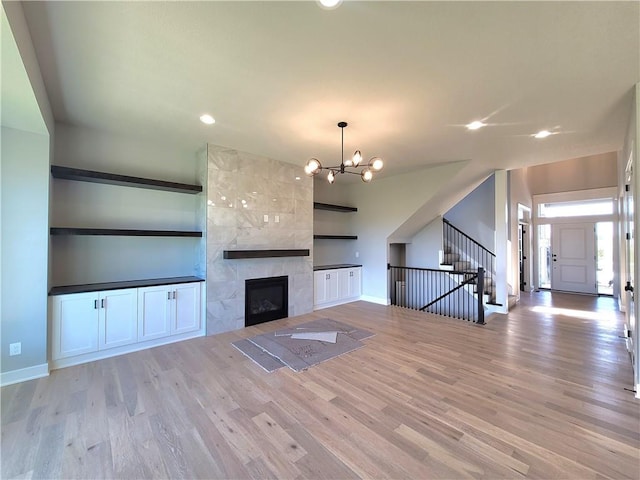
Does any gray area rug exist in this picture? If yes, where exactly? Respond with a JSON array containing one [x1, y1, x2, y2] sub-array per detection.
[[232, 318, 374, 372]]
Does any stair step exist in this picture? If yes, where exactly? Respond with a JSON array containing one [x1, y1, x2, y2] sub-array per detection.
[[453, 261, 472, 270], [442, 253, 459, 263]]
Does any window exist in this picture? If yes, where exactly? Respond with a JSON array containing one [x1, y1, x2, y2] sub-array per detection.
[[538, 198, 614, 218]]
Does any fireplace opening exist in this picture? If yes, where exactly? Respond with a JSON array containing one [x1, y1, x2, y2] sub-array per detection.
[[245, 275, 288, 327]]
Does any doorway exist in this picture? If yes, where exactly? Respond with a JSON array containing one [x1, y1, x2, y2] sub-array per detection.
[[550, 223, 597, 294]]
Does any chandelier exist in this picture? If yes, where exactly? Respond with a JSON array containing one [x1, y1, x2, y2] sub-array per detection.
[[304, 121, 384, 183]]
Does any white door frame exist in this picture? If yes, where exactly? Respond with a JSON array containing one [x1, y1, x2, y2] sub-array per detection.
[[532, 188, 618, 294]]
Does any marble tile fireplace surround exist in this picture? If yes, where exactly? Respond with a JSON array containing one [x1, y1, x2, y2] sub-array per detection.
[[206, 144, 314, 335]]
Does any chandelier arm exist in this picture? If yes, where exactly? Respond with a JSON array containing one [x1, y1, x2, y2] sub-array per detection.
[[340, 170, 363, 175]]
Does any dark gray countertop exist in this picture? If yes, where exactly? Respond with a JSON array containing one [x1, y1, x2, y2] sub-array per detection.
[[313, 264, 362, 271]]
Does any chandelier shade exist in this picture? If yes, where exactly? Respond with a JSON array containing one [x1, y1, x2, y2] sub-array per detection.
[[304, 122, 384, 183]]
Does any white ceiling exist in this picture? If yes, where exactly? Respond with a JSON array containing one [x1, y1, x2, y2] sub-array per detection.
[[20, 1, 640, 178]]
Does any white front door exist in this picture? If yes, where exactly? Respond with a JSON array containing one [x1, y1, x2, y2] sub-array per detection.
[[551, 223, 597, 294]]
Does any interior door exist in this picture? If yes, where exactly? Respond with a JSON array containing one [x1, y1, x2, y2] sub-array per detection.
[[551, 223, 597, 294], [624, 157, 635, 371]]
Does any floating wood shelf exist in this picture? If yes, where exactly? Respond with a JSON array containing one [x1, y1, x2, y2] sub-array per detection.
[[223, 249, 310, 259], [313, 202, 357, 213], [51, 165, 202, 194], [313, 235, 358, 240], [50, 228, 202, 237], [49, 276, 205, 296]]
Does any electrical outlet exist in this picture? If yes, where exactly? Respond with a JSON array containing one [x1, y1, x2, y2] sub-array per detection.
[[9, 342, 21, 356]]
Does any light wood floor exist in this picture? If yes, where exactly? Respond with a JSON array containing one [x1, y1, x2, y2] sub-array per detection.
[[2, 292, 639, 479]]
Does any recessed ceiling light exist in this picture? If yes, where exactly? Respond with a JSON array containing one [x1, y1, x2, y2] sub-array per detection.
[[533, 130, 552, 139], [318, 0, 342, 8], [466, 121, 486, 130], [295, 176, 301, 181], [200, 114, 215, 125]]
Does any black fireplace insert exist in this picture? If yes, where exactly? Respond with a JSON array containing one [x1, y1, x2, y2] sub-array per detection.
[[245, 275, 288, 326]]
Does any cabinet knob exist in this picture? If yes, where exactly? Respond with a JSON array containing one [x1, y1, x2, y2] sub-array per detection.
[[94, 299, 99, 310], [326, 273, 330, 280], [173, 291, 177, 300], [168, 291, 172, 300], [101, 299, 105, 309]]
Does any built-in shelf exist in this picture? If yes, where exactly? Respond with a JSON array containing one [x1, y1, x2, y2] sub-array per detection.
[[313, 235, 358, 240], [49, 276, 204, 296], [223, 249, 310, 259], [50, 228, 202, 237], [313, 202, 357, 213], [51, 165, 202, 194]]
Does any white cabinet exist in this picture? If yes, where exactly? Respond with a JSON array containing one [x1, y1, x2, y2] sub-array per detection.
[[52, 281, 203, 367], [172, 282, 201, 334], [339, 267, 362, 298], [137, 285, 172, 341], [138, 282, 201, 340], [314, 267, 362, 309], [314, 270, 340, 305], [52, 292, 100, 359], [99, 289, 138, 349], [52, 288, 137, 360]]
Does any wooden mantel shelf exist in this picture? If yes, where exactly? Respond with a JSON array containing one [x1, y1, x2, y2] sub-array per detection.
[[223, 249, 310, 259]]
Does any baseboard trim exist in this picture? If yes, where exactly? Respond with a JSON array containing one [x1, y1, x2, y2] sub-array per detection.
[[636, 384, 640, 400], [50, 330, 205, 371], [1, 363, 49, 387], [360, 295, 390, 306]]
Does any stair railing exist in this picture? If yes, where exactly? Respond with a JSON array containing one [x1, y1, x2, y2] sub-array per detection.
[[443, 218, 495, 299], [389, 265, 485, 324]]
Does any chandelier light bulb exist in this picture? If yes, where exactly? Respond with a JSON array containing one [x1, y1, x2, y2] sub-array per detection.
[[369, 157, 384, 171], [361, 168, 373, 183], [352, 150, 362, 167], [327, 170, 335, 184], [343, 157, 354, 167], [304, 158, 322, 176]]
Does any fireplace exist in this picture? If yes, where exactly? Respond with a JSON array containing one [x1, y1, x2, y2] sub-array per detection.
[[245, 276, 288, 327]]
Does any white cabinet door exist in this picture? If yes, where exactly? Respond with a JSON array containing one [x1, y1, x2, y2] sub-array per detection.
[[347, 267, 361, 298], [314, 271, 328, 304], [138, 286, 172, 341], [325, 270, 340, 302], [99, 288, 138, 350], [52, 292, 99, 360], [172, 283, 201, 335]]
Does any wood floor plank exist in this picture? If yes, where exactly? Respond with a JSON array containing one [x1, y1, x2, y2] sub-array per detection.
[[1, 291, 638, 479]]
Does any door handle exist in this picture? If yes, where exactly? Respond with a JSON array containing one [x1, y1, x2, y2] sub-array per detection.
[[625, 282, 634, 292]]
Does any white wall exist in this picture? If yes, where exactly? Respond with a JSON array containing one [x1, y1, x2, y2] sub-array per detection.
[[1, 127, 50, 375], [528, 152, 618, 195], [313, 179, 358, 266], [51, 124, 204, 286], [351, 162, 472, 304], [405, 217, 443, 269], [444, 174, 495, 251]]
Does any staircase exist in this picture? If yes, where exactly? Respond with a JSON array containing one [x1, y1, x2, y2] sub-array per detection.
[[439, 218, 502, 316]]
